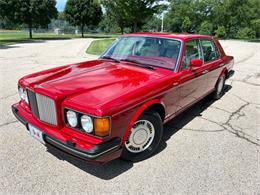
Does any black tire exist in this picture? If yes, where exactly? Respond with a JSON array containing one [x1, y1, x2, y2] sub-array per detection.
[[212, 74, 226, 100], [121, 111, 163, 162]]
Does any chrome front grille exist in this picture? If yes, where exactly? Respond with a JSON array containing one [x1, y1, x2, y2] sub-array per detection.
[[27, 90, 57, 126]]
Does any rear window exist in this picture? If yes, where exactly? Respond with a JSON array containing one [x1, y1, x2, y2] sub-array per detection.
[[201, 39, 220, 63]]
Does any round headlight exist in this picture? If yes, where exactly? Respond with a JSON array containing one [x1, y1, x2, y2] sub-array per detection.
[[18, 86, 29, 104], [24, 91, 29, 104], [66, 110, 78, 127], [81, 115, 93, 133], [18, 87, 24, 100]]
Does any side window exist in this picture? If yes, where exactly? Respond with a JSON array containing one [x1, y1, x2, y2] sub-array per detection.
[[181, 40, 203, 71], [201, 39, 220, 63]]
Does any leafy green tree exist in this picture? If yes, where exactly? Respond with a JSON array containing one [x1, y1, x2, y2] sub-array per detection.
[[236, 27, 256, 40], [102, 0, 161, 34], [0, 0, 57, 38], [98, 13, 121, 33], [198, 21, 213, 35], [250, 19, 260, 38], [181, 16, 191, 32], [164, 0, 196, 32], [64, 0, 102, 37], [165, 0, 260, 39], [142, 15, 162, 32], [214, 26, 226, 39], [102, 0, 128, 34]]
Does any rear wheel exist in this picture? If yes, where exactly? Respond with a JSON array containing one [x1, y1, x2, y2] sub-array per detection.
[[121, 112, 163, 162], [212, 74, 226, 100]]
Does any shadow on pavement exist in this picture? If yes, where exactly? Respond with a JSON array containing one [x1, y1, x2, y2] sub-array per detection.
[[46, 145, 133, 180], [0, 38, 72, 49], [46, 84, 232, 180]]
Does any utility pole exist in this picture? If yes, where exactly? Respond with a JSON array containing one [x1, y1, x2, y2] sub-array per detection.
[[161, 13, 164, 32]]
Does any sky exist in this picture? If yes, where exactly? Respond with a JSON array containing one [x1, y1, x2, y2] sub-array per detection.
[[56, 0, 67, 12], [55, 0, 169, 12]]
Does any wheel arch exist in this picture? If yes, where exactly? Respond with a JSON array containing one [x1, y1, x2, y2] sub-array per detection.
[[122, 99, 166, 143], [219, 67, 228, 78], [215, 67, 228, 87]]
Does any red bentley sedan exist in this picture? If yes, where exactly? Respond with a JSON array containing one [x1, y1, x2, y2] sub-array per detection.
[[12, 33, 234, 164]]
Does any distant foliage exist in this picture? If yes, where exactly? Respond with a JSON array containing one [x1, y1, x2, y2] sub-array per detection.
[[214, 26, 227, 39], [164, 0, 260, 39], [98, 13, 121, 33], [102, 0, 162, 34], [250, 19, 260, 38], [236, 27, 256, 40], [181, 17, 192, 32], [0, 0, 57, 38], [64, 0, 102, 37], [198, 21, 213, 35], [142, 15, 162, 32]]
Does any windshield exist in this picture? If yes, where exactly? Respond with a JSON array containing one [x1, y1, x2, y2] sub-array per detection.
[[101, 36, 182, 70]]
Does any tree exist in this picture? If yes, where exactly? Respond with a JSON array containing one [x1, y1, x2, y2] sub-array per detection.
[[102, 0, 129, 34], [164, 0, 259, 39], [198, 21, 213, 35], [164, 0, 196, 32], [142, 15, 162, 32], [99, 13, 121, 33], [181, 16, 191, 32], [251, 19, 260, 38], [64, 0, 102, 37], [214, 26, 226, 39], [236, 27, 256, 40], [102, 0, 162, 34], [0, 0, 57, 38]]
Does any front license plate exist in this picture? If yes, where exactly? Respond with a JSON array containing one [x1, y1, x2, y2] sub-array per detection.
[[28, 124, 45, 144]]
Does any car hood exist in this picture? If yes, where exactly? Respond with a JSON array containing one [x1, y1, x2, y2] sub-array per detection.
[[21, 60, 169, 115]]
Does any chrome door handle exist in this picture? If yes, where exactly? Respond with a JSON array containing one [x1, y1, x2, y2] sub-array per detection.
[[202, 70, 209, 74]]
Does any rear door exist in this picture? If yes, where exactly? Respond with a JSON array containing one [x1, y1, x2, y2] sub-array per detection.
[[177, 39, 209, 110], [200, 39, 223, 92]]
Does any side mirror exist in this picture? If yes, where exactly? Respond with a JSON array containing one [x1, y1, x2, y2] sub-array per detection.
[[190, 59, 203, 68]]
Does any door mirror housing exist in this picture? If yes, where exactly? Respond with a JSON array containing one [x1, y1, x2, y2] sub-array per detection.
[[190, 59, 203, 68]]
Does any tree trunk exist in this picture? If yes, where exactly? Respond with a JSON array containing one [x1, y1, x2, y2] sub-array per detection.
[[133, 22, 137, 33], [120, 26, 124, 34], [81, 25, 84, 38], [28, 21, 32, 39]]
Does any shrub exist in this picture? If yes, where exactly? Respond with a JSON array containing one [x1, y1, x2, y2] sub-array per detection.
[[198, 21, 213, 35], [214, 26, 227, 39], [236, 27, 256, 40]]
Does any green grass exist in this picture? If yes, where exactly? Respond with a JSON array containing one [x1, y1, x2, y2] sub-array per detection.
[[86, 38, 116, 55], [0, 31, 118, 46]]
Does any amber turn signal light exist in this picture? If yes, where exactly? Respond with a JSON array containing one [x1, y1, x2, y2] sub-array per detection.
[[94, 118, 110, 137]]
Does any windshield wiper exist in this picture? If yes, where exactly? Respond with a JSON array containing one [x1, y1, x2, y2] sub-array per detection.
[[120, 58, 155, 70], [101, 56, 120, 63]]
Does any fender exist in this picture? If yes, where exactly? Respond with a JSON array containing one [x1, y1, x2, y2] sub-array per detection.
[[221, 67, 228, 77], [122, 99, 165, 144]]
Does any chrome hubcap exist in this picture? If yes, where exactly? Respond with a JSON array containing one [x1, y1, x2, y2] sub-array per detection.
[[125, 120, 155, 153], [217, 76, 224, 94]]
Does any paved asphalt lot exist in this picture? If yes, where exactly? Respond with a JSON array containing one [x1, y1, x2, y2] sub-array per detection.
[[0, 39, 259, 194]]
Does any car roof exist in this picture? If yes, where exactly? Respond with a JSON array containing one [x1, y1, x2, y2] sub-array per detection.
[[123, 32, 213, 40]]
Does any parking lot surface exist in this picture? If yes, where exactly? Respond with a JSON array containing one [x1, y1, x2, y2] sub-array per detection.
[[0, 39, 259, 194]]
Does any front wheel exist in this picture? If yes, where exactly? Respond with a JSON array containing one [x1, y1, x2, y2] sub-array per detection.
[[212, 74, 226, 100], [121, 112, 163, 162]]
